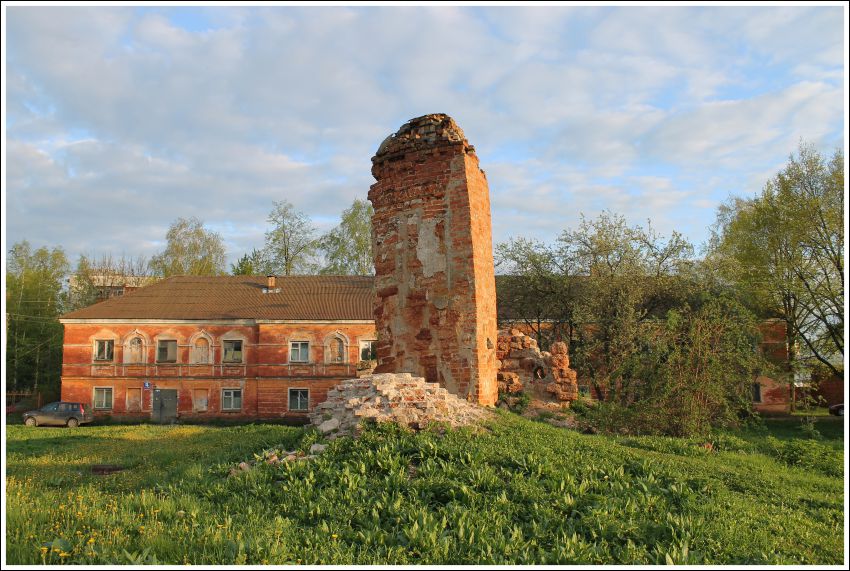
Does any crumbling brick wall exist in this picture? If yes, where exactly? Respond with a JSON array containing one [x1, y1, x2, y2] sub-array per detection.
[[368, 114, 498, 406], [497, 329, 578, 403]]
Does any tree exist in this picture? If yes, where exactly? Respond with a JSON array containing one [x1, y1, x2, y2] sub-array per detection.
[[149, 217, 227, 277], [616, 295, 767, 436], [556, 211, 695, 401], [68, 253, 153, 310], [319, 198, 374, 275], [230, 249, 270, 276], [495, 237, 580, 350], [263, 200, 320, 276], [6, 240, 69, 392], [710, 142, 844, 376]]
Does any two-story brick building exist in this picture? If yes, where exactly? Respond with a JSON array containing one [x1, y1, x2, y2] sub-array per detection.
[[59, 275, 377, 422]]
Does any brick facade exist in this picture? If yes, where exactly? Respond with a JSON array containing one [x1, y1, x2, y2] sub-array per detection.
[[60, 321, 377, 421], [368, 114, 498, 405]]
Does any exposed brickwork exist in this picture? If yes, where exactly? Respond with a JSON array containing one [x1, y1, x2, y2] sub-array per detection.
[[309, 373, 491, 438], [368, 114, 498, 406], [60, 321, 376, 421], [496, 329, 578, 403]]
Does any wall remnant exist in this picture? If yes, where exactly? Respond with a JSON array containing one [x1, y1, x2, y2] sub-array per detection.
[[368, 114, 498, 406], [496, 329, 578, 403]]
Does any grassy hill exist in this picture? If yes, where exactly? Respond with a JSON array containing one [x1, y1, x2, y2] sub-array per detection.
[[4, 413, 844, 564]]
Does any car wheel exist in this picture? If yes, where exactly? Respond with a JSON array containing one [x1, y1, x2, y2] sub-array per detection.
[[24, 417, 37, 427], [67, 418, 80, 428]]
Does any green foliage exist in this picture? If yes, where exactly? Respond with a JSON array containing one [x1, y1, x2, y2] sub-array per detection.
[[319, 198, 374, 275], [495, 237, 579, 350], [710, 142, 843, 375], [230, 249, 269, 276], [5, 417, 843, 564], [6, 240, 69, 392], [497, 391, 531, 414], [149, 217, 227, 277], [263, 200, 320, 276]]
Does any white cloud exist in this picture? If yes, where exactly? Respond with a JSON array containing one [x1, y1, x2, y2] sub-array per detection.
[[4, 5, 845, 266]]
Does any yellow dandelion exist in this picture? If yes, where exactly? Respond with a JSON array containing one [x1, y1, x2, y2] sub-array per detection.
[[332, 534, 338, 539], [39, 547, 48, 554]]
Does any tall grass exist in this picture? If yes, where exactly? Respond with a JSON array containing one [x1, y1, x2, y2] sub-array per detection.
[[5, 415, 844, 564]]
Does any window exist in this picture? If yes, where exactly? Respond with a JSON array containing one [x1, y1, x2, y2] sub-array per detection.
[[290, 341, 309, 363], [359, 340, 377, 361], [328, 338, 345, 363], [94, 387, 113, 410], [157, 340, 178, 363], [95, 340, 114, 361], [289, 389, 309, 412], [41, 403, 59, 412], [223, 340, 243, 363], [222, 389, 242, 411], [125, 337, 144, 363], [193, 389, 208, 412], [752, 382, 762, 403], [192, 338, 210, 364]]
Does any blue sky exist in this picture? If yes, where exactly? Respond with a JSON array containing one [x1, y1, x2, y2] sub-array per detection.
[[4, 4, 846, 268]]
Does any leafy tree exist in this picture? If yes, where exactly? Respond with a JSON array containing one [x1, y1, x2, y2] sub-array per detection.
[[319, 198, 374, 276], [495, 237, 580, 350], [710, 142, 843, 376], [617, 295, 768, 436], [6, 241, 69, 392], [263, 200, 320, 276], [556, 211, 696, 400], [230, 248, 270, 276], [149, 217, 227, 277]]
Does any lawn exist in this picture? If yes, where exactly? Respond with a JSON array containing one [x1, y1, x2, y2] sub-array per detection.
[[4, 413, 845, 565]]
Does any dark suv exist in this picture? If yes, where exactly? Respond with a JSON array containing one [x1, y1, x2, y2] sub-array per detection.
[[22, 402, 93, 427]]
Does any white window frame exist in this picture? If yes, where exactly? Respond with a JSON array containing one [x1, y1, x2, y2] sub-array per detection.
[[93, 386, 114, 410], [289, 341, 310, 363], [222, 339, 244, 364], [288, 388, 310, 412], [156, 339, 178, 363], [359, 339, 377, 362], [221, 388, 242, 411], [94, 339, 114, 362]]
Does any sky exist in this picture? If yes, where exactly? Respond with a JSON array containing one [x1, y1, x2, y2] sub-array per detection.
[[3, 3, 847, 270]]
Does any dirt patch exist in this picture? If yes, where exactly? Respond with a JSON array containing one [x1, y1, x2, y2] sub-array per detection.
[[90, 464, 123, 475]]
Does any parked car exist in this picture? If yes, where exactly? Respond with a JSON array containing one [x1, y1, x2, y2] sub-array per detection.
[[22, 402, 93, 427], [828, 403, 844, 417]]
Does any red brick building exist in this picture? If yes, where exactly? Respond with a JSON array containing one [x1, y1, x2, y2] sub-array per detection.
[[60, 275, 377, 422]]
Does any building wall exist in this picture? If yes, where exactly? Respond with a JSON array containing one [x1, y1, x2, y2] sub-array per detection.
[[368, 114, 498, 405], [60, 321, 376, 420]]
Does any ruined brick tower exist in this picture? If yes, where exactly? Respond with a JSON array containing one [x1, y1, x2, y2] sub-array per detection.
[[368, 114, 498, 406]]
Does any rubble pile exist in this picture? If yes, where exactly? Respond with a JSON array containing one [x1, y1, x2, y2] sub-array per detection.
[[309, 373, 491, 438], [496, 329, 579, 403]]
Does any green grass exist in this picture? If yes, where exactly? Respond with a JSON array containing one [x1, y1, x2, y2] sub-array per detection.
[[5, 414, 845, 564]]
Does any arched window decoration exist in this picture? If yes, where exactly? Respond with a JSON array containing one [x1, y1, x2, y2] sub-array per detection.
[[124, 337, 144, 364], [193, 337, 210, 364], [329, 337, 346, 363]]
